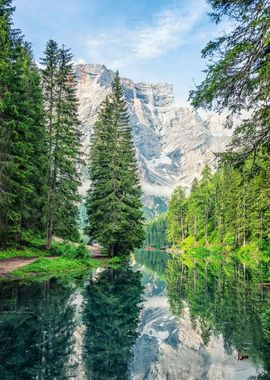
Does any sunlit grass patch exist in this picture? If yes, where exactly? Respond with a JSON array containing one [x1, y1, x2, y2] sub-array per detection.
[[11, 257, 102, 281]]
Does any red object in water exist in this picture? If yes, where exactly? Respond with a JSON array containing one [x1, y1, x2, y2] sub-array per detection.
[[237, 352, 249, 361]]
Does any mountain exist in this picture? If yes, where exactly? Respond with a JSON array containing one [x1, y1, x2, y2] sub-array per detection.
[[75, 64, 232, 217]]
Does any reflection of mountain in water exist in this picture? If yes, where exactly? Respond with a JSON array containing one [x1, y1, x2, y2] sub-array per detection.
[[132, 249, 266, 380]]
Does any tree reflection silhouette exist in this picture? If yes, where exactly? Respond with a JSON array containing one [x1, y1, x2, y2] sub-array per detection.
[[0, 280, 76, 379], [167, 257, 270, 377], [82, 267, 143, 380]]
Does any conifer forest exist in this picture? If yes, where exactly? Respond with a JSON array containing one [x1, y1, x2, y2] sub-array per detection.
[[1, 1, 270, 379]]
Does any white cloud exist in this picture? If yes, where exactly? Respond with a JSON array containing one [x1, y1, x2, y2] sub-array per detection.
[[85, 0, 208, 69], [73, 57, 86, 64]]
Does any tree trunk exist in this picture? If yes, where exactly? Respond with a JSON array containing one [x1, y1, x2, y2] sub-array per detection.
[[109, 244, 115, 257]]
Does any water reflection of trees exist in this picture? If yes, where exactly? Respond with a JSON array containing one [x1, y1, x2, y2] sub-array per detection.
[[82, 267, 143, 380], [166, 256, 270, 377], [0, 280, 77, 379], [134, 249, 169, 279]]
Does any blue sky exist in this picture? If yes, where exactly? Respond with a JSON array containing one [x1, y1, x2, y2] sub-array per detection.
[[13, 0, 228, 104]]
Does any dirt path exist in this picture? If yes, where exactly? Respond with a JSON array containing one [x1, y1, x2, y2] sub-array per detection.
[[0, 255, 59, 276], [0, 257, 38, 275], [0, 242, 107, 276], [88, 245, 108, 258]]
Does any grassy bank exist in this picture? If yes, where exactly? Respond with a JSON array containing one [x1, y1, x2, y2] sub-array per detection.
[[0, 232, 110, 282], [11, 256, 102, 282], [0, 233, 50, 260]]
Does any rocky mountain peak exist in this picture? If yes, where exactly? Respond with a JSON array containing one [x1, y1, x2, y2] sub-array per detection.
[[75, 64, 232, 216]]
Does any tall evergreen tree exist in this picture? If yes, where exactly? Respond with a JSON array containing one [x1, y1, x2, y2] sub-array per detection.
[[41, 41, 82, 249], [167, 186, 187, 245], [85, 72, 144, 256], [0, 0, 47, 246]]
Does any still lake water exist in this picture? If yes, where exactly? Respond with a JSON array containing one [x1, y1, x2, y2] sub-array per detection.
[[0, 250, 270, 379]]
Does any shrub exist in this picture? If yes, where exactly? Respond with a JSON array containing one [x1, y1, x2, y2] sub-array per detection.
[[74, 244, 89, 260], [50, 242, 76, 257], [50, 242, 90, 260]]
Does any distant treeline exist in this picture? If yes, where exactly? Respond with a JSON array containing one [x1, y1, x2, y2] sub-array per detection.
[[167, 161, 270, 248]]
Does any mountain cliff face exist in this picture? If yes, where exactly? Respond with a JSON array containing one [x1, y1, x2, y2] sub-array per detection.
[[75, 64, 232, 215]]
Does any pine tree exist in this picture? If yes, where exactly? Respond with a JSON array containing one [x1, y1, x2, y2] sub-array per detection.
[[41, 41, 82, 249], [85, 72, 144, 256], [167, 186, 187, 245], [197, 165, 214, 244], [186, 178, 200, 241], [19, 44, 47, 234], [111, 73, 144, 254], [0, 0, 47, 245]]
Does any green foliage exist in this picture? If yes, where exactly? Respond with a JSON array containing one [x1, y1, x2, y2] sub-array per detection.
[[0, 2, 83, 250], [0, 232, 47, 259], [166, 161, 270, 254], [144, 213, 168, 248], [85, 72, 144, 257], [167, 186, 187, 245], [0, 0, 47, 246], [74, 243, 90, 260], [50, 242, 90, 260], [41, 40, 82, 249], [190, 0, 270, 163], [0, 248, 47, 260], [12, 256, 99, 282], [262, 309, 270, 343]]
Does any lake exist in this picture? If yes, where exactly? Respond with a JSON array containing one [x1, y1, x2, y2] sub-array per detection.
[[0, 249, 270, 379]]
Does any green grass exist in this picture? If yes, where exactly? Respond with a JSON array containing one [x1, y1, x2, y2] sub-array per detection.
[[11, 257, 102, 282], [0, 247, 49, 260], [0, 231, 49, 260], [0, 232, 113, 282]]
